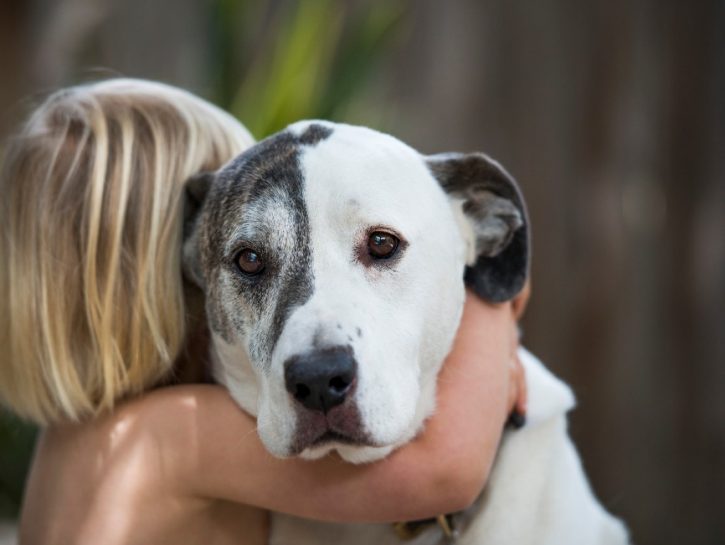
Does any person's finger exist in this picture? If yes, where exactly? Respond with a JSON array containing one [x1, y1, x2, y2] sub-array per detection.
[[512, 280, 531, 321], [506, 313, 527, 429], [513, 352, 528, 417], [506, 353, 527, 413]]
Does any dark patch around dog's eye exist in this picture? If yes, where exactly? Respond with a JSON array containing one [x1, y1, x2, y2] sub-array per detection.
[[368, 231, 399, 259], [198, 125, 330, 358], [236, 248, 265, 276]]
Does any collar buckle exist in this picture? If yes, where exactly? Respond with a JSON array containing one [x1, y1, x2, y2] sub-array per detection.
[[393, 513, 457, 541]]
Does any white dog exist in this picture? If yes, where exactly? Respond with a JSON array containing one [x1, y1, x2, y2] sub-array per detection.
[[183, 121, 629, 544]]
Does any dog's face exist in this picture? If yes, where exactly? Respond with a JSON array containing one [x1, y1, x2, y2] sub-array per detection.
[[184, 121, 528, 463]]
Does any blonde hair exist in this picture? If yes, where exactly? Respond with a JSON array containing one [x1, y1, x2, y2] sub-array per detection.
[[0, 79, 254, 424]]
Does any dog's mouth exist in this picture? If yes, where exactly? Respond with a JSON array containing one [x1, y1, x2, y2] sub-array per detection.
[[290, 400, 373, 454], [310, 430, 361, 447], [291, 425, 371, 455]]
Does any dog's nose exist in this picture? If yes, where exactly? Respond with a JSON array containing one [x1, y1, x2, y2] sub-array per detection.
[[284, 347, 357, 413]]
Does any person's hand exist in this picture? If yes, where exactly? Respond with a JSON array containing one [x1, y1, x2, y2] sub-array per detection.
[[509, 279, 531, 423]]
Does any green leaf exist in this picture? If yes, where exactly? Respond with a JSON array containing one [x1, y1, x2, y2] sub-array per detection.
[[0, 411, 37, 518]]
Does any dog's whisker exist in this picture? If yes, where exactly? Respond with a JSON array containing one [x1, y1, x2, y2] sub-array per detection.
[[226, 420, 273, 450]]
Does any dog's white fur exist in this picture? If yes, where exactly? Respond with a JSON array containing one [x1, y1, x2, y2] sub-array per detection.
[[198, 121, 628, 543]]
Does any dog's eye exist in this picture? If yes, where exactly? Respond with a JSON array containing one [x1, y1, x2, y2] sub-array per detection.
[[236, 249, 265, 275], [368, 231, 399, 259]]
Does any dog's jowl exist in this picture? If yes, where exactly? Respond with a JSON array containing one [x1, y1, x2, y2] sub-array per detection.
[[184, 121, 628, 544]]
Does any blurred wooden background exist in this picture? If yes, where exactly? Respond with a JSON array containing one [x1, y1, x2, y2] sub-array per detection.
[[1, 1, 723, 543]]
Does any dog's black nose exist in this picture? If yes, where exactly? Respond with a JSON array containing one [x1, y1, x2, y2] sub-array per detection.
[[284, 346, 357, 413]]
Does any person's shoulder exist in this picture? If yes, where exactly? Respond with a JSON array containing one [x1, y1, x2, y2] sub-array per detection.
[[20, 387, 224, 545]]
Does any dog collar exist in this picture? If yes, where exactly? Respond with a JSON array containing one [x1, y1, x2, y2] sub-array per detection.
[[393, 413, 525, 542], [393, 513, 458, 541]]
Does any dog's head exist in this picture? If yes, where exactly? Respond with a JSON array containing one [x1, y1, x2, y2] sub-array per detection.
[[184, 121, 528, 463]]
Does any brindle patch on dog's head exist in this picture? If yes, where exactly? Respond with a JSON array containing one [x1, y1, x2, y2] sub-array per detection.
[[186, 123, 332, 367]]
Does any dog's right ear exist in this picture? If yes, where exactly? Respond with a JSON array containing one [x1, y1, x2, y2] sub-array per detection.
[[426, 152, 529, 303], [182, 171, 214, 288]]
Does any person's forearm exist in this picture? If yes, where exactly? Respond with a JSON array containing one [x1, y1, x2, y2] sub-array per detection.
[[168, 294, 517, 523]]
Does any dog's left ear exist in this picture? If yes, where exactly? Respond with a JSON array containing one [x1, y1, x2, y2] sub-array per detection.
[[182, 171, 215, 288], [427, 152, 529, 303]]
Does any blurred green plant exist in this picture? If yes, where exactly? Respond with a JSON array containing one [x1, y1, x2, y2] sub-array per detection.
[[0, 412, 36, 519], [214, 0, 407, 138]]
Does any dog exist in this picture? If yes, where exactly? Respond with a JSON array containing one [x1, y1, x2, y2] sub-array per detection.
[[183, 121, 629, 544]]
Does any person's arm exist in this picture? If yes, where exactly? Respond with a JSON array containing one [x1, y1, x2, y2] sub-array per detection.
[[142, 291, 523, 522], [20, 292, 524, 542]]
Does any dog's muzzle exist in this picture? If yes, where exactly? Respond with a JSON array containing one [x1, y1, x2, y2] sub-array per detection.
[[284, 345, 370, 453]]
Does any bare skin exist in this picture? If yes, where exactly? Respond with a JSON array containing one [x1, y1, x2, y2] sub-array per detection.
[[19, 292, 526, 545]]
